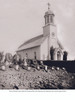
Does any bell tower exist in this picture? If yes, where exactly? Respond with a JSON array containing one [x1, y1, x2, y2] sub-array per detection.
[[43, 3, 56, 37], [43, 3, 58, 60], [44, 3, 54, 25], [43, 3, 57, 47]]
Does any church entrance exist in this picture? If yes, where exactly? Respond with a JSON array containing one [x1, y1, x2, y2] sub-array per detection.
[[57, 51, 61, 60]]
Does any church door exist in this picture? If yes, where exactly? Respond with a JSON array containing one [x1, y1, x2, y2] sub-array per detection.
[[57, 51, 61, 60], [50, 47, 55, 60]]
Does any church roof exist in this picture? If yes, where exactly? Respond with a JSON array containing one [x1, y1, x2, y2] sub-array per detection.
[[57, 39, 64, 49], [45, 10, 54, 16], [17, 34, 63, 52], [17, 35, 46, 51]]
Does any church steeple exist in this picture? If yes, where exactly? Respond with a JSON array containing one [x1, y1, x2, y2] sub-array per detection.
[[44, 3, 55, 25], [48, 3, 50, 10], [43, 3, 56, 37]]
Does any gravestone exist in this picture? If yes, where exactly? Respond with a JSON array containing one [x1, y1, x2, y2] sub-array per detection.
[[15, 65, 19, 71], [27, 67, 31, 71], [52, 66, 55, 70], [45, 65, 48, 72], [1, 66, 6, 71], [56, 67, 60, 70], [37, 65, 40, 70]]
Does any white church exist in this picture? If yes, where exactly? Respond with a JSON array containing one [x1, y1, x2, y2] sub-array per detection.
[[17, 4, 64, 60]]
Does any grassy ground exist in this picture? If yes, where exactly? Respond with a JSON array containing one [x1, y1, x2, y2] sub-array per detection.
[[0, 66, 75, 89]]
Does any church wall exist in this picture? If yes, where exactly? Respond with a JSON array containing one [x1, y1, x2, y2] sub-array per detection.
[[17, 50, 24, 58], [43, 24, 50, 37], [49, 24, 58, 48], [17, 46, 40, 60], [40, 37, 49, 60]]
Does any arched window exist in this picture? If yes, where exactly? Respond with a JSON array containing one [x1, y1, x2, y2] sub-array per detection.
[[45, 17, 47, 25], [26, 53, 28, 58], [50, 16, 53, 23], [34, 52, 36, 59], [47, 16, 49, 23], [57, 51, 61, 60]]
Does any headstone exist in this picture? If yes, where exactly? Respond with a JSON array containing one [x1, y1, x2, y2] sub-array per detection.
[[27, 67, 31, 71], [62, 67, 65, 70], [24, 57, 28, 66], [24, 61, 27, 66], [40, 61, 43, 65], [1, 66, 6, 71], [5, 61, 9, 66], [56, 67, 60, 70], [37, 65, 40, 70], [52, 66, 54, 70], [45, 65, 48, 71], [15, 65, 19, 71], [72, 76, 74, 79], [5, 53, 12, 62]]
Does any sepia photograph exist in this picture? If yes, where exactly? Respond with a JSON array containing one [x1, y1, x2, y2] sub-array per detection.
[[0, 0, 75, 91]]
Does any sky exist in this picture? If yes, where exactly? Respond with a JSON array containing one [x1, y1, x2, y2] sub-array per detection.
[[0, 0, 75, 60]]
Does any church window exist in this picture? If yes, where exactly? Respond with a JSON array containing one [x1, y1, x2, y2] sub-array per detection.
[[34, 52, 37, 59], [45, 17, 47, 25], [50, 16, 53, 23], [47, 16, 49, 23], [26, 53, 28, 58]]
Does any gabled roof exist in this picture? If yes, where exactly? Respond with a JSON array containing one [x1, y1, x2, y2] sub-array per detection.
[[17, 35, 46, 51], [17, 34, 63, 52], [57, 39, 64, 49]]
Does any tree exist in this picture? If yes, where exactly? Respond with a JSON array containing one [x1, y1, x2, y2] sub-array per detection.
[[63, 51, 68, 61]]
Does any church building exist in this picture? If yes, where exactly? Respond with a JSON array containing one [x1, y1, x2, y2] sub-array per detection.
[[17, 4, 64, 60]]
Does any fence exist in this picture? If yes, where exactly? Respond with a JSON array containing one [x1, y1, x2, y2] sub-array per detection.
[[28, 59, 75, 73], [42, 60, 75, 73]]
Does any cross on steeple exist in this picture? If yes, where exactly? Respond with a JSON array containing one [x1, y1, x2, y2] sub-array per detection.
[[48, 3, 50, 10]]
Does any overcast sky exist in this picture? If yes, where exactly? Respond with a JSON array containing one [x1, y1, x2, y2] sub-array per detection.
[[0, 0, 75, 59]]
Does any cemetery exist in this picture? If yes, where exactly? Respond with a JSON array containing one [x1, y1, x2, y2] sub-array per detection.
[[0, 52, 75, 89]]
